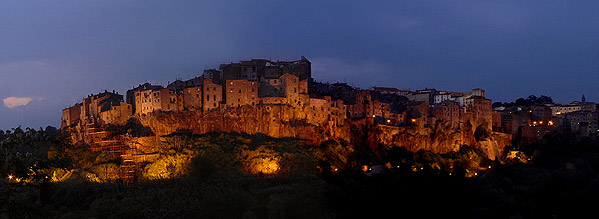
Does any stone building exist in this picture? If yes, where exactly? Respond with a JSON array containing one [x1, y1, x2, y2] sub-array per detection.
[[308, 97, 330, 125], [581, 95, 596, 112], [126, 83, 163, 113], [347, 91, 372, 119], [81, 91, 131, 125], [407, 89, 437, 103], [520, 124, 552, 143], [219, 57, 311, 82], [464, 96, 493, 129], [531, 104, 553, 123], [279, 73, 309, 107], [465, 96, 492, 115], [433, 91, 453, 104], [551, 103, 582, 116], [306, 96, 345, 126], [203, 78, 222, 111], [565, 111, 598, 136], [61, 103, 82, 129], [133, 88, 183, 115], [225, 79, 259, 108], [183, 86, 203, 111], [167, 80, 186, 91], [99, 102, 133, 126], [432, 100, 460, 124], [372, 99, 391, 118], [62, 91, 132, 143]]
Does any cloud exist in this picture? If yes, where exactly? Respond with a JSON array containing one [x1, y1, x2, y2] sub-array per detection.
[[3, 97, 33, 108]]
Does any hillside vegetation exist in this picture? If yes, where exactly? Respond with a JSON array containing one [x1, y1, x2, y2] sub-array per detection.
[[1, 127, 599, 218]]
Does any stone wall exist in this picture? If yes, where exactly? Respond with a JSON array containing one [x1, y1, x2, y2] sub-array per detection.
[[137, 105, 351, 144]]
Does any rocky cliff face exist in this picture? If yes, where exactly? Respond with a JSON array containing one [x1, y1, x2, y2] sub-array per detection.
[[84, 104, 510, 160], [367, 117, 511, 160], [137, 105, 350, 144], [133, 107, 510, 160]]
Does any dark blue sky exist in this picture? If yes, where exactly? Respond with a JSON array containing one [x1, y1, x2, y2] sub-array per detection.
[[1, 1, 598, 130]]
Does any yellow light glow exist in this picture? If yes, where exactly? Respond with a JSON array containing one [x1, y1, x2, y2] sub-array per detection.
[[372, 115, 376, 118], [548, 121, 553, 125], [539, 121, 543, 125], [8, 175, 13, 180], [362, 165, 369, 172], [533, 121, 537, 125], [252, 158, 280, 175], [411, 119, 417, 123], [488, 166, 492, 169], [387, 119, 391, 123]]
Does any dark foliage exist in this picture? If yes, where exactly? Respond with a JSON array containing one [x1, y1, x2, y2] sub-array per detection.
[[3, 127, 599, 218], [493, 95, 554, 108], [105, 118, 154, 137]]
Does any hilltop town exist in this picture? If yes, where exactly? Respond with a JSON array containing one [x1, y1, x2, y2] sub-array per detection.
[[61, 57, 598, 172]]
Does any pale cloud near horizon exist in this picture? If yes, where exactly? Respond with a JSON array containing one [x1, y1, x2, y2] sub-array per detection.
[[3, 97, 33, 108]]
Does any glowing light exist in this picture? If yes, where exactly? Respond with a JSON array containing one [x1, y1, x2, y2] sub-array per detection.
[[8, 175, 13, 180], [474, 172, 478, 176], [533, 121, 537, 125], [362, 165, 369, 172], [334, 168, 338, 172], [420, 167, 424, 170], [548, 121, 554, 126], [411, 119, 417, 123], [488, 166, 492, 169], [387, 119, 391, 123], [449, 173, 452, 176], [255, 158, 280, 174], [539, 121, 543, 125], [372, 115, 376, 118]]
